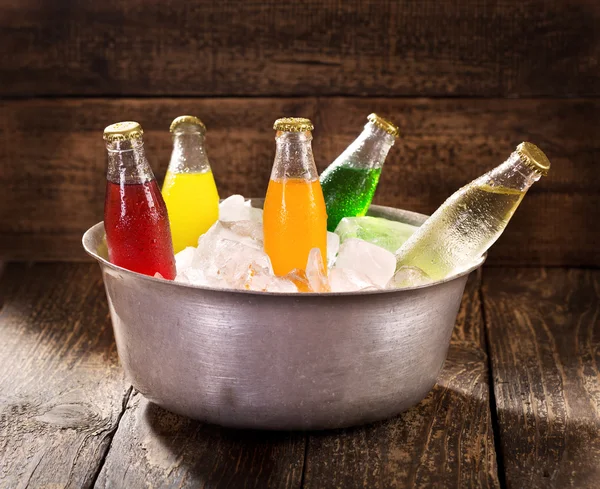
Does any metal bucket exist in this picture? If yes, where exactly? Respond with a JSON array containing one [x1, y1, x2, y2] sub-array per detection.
[[82, 204, 484, 430]]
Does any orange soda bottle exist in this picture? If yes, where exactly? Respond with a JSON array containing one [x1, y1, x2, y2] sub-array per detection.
[[263, 118, 328, 276]]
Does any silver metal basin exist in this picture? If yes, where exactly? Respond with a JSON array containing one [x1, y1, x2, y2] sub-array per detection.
[[82, 204, 484, 430]]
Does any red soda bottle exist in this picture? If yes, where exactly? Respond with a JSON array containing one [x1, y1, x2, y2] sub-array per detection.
[[103, 121, 176, 279]]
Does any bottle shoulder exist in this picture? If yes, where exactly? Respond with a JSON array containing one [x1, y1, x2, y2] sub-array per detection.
[[324, 130, 394, 173]]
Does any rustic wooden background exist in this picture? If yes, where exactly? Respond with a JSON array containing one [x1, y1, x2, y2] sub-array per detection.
[[1, 0, 599, 266], [1, 3, 600, 489]]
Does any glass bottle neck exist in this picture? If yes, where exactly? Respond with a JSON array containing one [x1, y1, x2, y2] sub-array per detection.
[[481, 151, 542, 191], [271, 131, 318, 181], [334, 122, 396, 170], [168, 131, 211, 174], [105, 139, 155, 184]]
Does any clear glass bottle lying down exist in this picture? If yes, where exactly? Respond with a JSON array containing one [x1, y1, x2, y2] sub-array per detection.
[[395, 142, 551, 280]]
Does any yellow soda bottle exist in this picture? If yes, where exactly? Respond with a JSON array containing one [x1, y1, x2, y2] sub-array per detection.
[[162, 115, 220, 253], [263, 118, 328, 276]]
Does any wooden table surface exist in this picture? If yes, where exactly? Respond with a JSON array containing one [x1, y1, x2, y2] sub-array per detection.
[[0, 263, 598, 489]]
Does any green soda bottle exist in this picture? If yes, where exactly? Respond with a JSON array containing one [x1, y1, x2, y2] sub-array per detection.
[[320, 113, 399, 231]]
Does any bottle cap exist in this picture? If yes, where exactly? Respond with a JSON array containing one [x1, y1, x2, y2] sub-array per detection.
[[367, 113, 399, 138], [103, 121, 144, 142], [516, 142, 550, 177], [170, 115, 207, 134], [273, 117, 314, 132]]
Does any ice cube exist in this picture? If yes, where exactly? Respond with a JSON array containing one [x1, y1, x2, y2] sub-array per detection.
[[239, 263, 270, 290], [244, 202, 263, 222], [329, 267, 377, 292], [334, 238, 396, 288], [194, 221, 262, 268], [306, 248, 330, 293], [242, 263, 298, 293], [175, 246, 196, 273], [335, 216, 418, 253], [284, 269, 312, 293], [220, 219, 263, 244], [214, 240, 272, 285], [387, 266, 432, 289], [326, 232, 340, 269], [175, 268, 210, 287], [191, 220, 273, 288], [219, 195, 263, 222], [264, 277, 298, 293]]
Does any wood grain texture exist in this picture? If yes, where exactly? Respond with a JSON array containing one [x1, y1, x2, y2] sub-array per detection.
[[302, 273, 500, 489], [483, 268, 600, 488], [1, 0, 599, 97], [1, 97, 598, 265], [94, 391, 306, 489], [0, 263, 129, 489]]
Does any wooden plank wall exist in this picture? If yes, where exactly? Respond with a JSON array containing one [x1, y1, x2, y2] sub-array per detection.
[[0, 0, 598, 265]]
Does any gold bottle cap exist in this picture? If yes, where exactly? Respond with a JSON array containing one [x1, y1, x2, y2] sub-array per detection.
[[170, 115, 207, 134], [273, 117, 314, 132], [516, 142, 550, 177], [367, 113, 399, 138], [103, 121, 144, 142]]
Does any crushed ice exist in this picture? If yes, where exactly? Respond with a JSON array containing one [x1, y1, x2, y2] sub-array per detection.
[[173, 195, 430, 293]]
